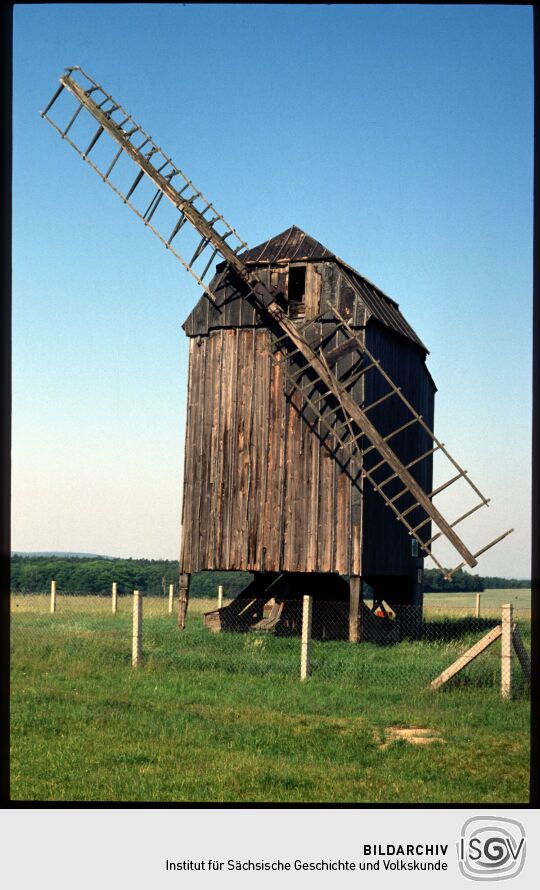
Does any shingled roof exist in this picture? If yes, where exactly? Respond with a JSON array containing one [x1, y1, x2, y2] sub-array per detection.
[[239, 226, 334, 264], [240, 226, 427, 351]]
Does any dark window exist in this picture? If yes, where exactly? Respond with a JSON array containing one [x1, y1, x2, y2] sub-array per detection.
[[288, 266, 306, 318]]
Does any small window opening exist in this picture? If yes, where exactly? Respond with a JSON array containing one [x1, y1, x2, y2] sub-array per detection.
[[288, 266, 306, 318]]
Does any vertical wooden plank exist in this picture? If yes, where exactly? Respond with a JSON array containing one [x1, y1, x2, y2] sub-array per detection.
[[282, 376, 298, 571], [475, 593, 481, 618], [262, 336, 278, 571], [216, 330, 229, 568], [351, 325, 365, 577], [50, 580, 56, 614], [293, 385, 307, 572], [306, 420, 320, 572], [230, 329, 248, 567], [299, 401, 313, 572], [224, 328, 240, 569], [112, 581, 117, 614], [199, 333, 217, 570], [188, 337, 203, 571], [501, 603, 513, 699], [193, 337, 207, 572], [317, 428, 330, 573], [335, 458, 348, 575], [251, 330, 267, 568], [305, 263, 319, 319], [242, 329, 257, 566], [246, 329, 258, 569], [312, 264, 322, 318], [206, 330, 222, 569], [179, 338, 195, 573], [276, 353, 289, 572]]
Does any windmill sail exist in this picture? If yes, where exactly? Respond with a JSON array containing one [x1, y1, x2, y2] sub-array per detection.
[[41, 66, 513, 578]]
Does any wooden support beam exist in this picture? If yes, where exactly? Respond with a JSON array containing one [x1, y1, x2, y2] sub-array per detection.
[[349, 576, 362, 643], [430, 624, 502, 689], [178, 572, 190, 630]]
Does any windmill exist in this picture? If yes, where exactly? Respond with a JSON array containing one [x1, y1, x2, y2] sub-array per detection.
[[41, 67, 513, 640]]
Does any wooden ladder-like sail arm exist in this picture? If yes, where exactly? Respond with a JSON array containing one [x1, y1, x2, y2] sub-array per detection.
[[41, 66, 513, 577], [265, 309, 476, 569], [58, 73, 248, 278]]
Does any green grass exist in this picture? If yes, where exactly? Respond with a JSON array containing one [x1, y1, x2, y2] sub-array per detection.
[[424, 588, 531, 618], [10, 593, 530, 803]]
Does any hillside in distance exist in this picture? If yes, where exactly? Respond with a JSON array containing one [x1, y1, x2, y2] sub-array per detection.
[[12, 551, 113, 559]]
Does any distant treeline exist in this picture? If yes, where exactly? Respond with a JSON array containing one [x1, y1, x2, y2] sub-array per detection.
[[10, 556, 529, 596], [10, 555, 251, 598], [424, 568, 530, 593]]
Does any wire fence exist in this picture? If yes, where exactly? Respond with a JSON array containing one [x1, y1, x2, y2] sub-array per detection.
[[10, 584, 531, 696]]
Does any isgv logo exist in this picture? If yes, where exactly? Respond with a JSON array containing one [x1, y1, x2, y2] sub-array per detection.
[[458, 816, 526, 881]]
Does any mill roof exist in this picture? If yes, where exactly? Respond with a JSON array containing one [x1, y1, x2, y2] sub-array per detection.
[[239, 226, 426, 351], [183, 226, 427, 352], [239, 226, 334, 263]]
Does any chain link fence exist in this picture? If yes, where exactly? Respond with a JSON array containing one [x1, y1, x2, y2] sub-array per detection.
[[10, 585, 531, 695]]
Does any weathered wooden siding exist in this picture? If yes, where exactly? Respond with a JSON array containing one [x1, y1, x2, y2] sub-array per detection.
[[182, 261, 365, 336], [180, 255, 435, 581], [180, 326, 362, 574], [361, 322, 435, 577]]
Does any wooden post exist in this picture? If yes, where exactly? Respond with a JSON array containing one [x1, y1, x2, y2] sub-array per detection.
[[218, 584, 224, 609], [178, 573, 190, 630], [132, 590, 142, 667], [301, 595, 312, 680], [349, 576, 362, 642], [50, 580, 56, 614], [475, 592, 481, 618], [168, 583, 174, 614], [501, 603, 513, 699], [112, 581, 117, 614]]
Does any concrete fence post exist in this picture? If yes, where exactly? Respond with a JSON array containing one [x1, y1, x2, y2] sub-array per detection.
[[301, 595, 312, 681], [112, 582, 118, 614], [132, 590, 142, 667], [475, 593, 481, 619], [50, 580, 56, 614], [501, 603, 513, 699], [168, 583, 174, 614], [218, 585, 224, 609]]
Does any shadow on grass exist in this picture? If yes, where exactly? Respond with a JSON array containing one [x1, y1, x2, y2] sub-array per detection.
[[417, 617, 499, 643]]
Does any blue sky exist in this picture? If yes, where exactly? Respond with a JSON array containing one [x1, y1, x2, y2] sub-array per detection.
[[12, 4, 533, 576]]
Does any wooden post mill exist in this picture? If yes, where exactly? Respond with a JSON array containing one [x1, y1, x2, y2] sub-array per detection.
[[180, 226, 435, 640], [41, 67, 513, 643]]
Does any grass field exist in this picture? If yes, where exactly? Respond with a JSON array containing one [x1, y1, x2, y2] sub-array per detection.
[[10, 590, 531, 803]]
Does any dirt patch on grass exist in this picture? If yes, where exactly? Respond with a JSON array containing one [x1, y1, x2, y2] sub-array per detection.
[[379, 725, 445, 749]]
